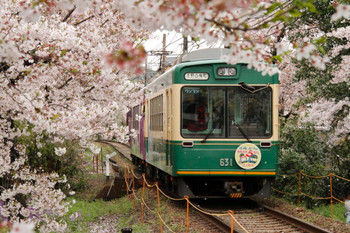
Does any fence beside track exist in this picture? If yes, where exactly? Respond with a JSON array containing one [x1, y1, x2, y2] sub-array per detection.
[[272, 171, 350, 219], [99, 140, 248, 232], [124, 168, 249, 233]]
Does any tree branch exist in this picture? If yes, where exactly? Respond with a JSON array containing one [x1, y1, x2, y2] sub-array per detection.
[[62, 6, 76, 23], [83, 86, 95, 94], [58, 77, 73, 89], [74, 15, 95, 26]]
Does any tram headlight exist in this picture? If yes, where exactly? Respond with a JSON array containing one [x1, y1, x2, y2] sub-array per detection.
[[216, 67, 237, 76]]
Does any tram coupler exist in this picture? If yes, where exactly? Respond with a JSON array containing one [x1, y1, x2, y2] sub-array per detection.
[[225, 181, 243, 198]]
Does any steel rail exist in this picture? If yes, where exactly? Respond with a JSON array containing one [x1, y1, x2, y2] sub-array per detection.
[[194, 210, 234, 233], [263, 205, 332, 233]]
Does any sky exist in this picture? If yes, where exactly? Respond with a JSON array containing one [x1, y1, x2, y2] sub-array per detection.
[[143, 30, 222, 71]]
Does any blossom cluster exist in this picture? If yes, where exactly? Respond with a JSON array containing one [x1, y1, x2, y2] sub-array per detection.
[[114, 0, 338, 75], [0, 169, 69, 232], [332, 4, 350, 21], [106, 41, 147, 74], [303, 98, 350, 146]]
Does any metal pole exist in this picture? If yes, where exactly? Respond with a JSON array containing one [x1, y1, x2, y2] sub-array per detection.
[[346, 198, 350, 224], [183, 35, 188, 54], [228, 210, 234, 233], [105, 155, 110, 181], [185, 195, 190, 233], [330, 173, 333, 219], [144, 57, 148, 86], [162, 34, 166, 71], [298, 171, 301, 206]]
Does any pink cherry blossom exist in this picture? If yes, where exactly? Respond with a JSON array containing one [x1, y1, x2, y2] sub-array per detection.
[[296, 43, 317, 60]]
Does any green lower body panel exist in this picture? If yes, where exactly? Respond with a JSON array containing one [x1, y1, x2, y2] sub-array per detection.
[[135, 138, 278, 198]]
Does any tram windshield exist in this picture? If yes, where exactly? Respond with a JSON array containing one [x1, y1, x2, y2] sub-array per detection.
[[181, 86, 272, 139]]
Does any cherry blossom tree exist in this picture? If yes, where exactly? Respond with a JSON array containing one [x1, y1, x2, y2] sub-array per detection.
[[279, 1, 350, 198], [258, 0, 349, 204], [280, 1, 350, 148], [1, 0, 147, 232]]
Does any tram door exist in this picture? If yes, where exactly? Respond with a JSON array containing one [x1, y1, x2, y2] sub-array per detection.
[[166, 89, 171, 166]]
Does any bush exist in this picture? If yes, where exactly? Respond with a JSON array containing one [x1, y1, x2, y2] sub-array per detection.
[[17, 126, 87, 194], [275, 117, 331, 206]]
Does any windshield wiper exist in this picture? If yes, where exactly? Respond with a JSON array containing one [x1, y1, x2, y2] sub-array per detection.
[[201, 128, 215, 143], [239, 82, 270, 93], [201, 121, 220, 143], [232, 120, 252, 143]]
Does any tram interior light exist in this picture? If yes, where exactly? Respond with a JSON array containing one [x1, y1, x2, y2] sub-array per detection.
[[217, 67, 237, 76]]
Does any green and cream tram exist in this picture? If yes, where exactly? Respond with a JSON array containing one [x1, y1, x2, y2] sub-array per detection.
[[128, 48, 279, 198]]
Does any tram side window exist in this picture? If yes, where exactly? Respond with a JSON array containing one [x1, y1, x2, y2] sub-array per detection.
[[132, 105, 140, 131], [150, 95, 163, 131]]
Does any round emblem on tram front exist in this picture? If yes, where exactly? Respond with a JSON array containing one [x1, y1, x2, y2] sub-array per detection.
[[235, 143, 261, 170]]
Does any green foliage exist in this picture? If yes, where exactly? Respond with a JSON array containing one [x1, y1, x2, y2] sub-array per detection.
[[277, 116, 350, 208], [64, 197, 132, 232], [330, 141, 350, 199], [63, 196, 154, 233], [265, 0, 317, 23], [16, 124, 87, 194], [312, 202, 348, 223], [275, 117, 331, 206], [286, 0, 349, 101], [279, 117, 330, 170], [67, 197, 132, 221]]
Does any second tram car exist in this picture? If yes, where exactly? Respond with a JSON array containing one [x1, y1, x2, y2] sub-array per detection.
[[128, 48, 279, 198]]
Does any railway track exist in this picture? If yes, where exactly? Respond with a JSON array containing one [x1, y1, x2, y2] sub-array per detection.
[[192, 199, 332, 233], [99, 141, 332, 233]]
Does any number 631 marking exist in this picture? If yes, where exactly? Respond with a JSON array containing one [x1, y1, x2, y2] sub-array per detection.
[[219, 158, 233, 167]]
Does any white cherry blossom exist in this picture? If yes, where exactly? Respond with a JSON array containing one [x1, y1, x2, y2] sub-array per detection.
[[10, 222, 35, 233], [332, 4, 350, 21], [54, 147, 67, 157]]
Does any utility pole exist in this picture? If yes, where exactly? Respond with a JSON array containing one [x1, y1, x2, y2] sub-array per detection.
[[144, 59, 148, 86], [162, 34, 166, 70], [150, 33, 172, 71], [183, 35, 188, 54]]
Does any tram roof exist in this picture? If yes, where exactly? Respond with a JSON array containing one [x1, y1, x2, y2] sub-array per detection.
[[133, 49, 279, 98], [180, 48, 231, 62]]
